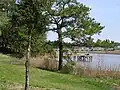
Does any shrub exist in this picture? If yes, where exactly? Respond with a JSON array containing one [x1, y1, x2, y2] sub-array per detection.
[[61, 61, 75, 74]]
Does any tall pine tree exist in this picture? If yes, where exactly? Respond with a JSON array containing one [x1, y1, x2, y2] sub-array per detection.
[[46, 0, 104, 70], [9, 0, 49, 89]]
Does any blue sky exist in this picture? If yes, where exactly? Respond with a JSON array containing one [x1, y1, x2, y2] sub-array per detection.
[[16, 0, 20, 4], [47, 0, 120, 42]]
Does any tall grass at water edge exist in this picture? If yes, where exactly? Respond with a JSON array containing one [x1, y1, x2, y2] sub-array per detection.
[[72, 54, 120, 79]]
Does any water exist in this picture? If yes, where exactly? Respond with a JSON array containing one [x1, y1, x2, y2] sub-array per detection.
[[77, 54, 120, 70]]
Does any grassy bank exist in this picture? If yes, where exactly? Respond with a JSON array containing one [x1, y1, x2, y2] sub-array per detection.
[[0, 54, 119, 90]]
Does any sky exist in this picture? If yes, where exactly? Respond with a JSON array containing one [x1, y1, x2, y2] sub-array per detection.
[[47, 0, 120, 42], [16, 0, 20, 4]]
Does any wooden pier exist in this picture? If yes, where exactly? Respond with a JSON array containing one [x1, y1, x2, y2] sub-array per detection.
[[64, 53, 93, 62], [54, 49, 93, 62], [72, 55, 92, 62]]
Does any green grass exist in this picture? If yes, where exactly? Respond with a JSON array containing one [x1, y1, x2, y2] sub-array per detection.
[[0, 53, 117, 90]]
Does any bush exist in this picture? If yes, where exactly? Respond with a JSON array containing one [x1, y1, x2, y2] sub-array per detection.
[[61, 61, 75, 74], [72, 63, 85, 76]]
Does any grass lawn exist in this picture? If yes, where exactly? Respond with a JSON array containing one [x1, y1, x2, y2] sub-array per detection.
[[0, 53, 118, 90]]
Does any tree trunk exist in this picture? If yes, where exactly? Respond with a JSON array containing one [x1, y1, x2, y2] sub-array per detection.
[[1, 34, 4, 48], [25, 30, 31, 90], [58, 30, 63, 70]]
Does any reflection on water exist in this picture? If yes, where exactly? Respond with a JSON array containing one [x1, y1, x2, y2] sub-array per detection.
[[77, 54, 120, 70]]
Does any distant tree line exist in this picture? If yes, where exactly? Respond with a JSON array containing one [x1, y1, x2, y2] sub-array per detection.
[[94, 39, 117, 49], [48, 38, 119, 50], [84, 38, 118, 49], [72, 37, 119, 49]]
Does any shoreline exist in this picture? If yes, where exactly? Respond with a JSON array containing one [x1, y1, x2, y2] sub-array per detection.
[[81, 50, 120, 55]]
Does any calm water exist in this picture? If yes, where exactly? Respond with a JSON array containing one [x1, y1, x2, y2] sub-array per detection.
[[78, 54, 120, 70]]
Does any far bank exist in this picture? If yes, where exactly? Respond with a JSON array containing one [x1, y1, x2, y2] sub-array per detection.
[[88, 50, 120, 55]]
